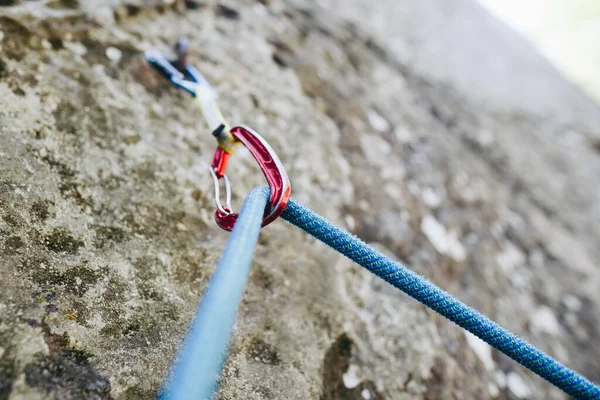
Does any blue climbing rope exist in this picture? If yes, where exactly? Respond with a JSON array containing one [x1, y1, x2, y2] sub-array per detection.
[[160, 187, 270, 400], [281, 198, 600, 400]]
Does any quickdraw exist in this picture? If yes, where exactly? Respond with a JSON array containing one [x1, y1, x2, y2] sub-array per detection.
[[146, 38, 290, 231]]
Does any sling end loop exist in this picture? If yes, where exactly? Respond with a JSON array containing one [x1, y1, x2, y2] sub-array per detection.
[[144, 37, 218, 98]]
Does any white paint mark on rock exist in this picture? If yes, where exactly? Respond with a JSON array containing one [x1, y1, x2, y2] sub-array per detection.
[[495, 371, 507, 389], [421, 187, 441, 208], [530, 306, 561, 336], [343, 365, 361, 389], [394, 125, 413, 143], [421, 215, 466, 261], [64, 41, 87, 57], [92, 7, 116, 27], [464, 331, 495, 370], [345, 214, 356, 231], [477, 129, 495, 147], [444, 232, 466, 261], [507, 372, 531, 399], [367, 109, 391, 132], [421, 215, 446, 253], [563, 294, 582, 312], [105, 46, 122, 63], [496, 242, 525, 273], [488, 382, 499, 398], [358, 200, 370, 212]]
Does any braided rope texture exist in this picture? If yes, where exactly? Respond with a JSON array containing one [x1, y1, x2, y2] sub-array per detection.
[[281, 199, 600, 400]]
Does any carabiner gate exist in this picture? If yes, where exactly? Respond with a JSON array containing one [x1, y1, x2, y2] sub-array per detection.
[[210, 126, 291, 231]]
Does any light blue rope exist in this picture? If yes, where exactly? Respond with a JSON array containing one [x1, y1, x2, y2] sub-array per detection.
[[281, 198, 600, 400], [160, 187, 269, 400]]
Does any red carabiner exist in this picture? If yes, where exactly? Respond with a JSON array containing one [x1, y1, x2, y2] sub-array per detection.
[[211, 125, 291, 231]]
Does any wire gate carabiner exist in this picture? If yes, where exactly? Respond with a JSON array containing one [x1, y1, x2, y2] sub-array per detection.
[[211, 126, 291, 231], [146, 38, 291, 231]]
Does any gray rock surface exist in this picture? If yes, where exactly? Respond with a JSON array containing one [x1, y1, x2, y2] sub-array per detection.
[[0, 0, 598, 399]]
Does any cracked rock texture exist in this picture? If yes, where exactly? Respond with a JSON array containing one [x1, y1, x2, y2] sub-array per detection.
[[1, 0, 599, 399]]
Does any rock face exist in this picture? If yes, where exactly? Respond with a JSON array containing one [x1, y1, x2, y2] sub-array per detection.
[[0, 0, 599, 399]]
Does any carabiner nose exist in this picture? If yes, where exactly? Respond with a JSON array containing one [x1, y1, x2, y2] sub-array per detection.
[[210, 126, 291, 231]]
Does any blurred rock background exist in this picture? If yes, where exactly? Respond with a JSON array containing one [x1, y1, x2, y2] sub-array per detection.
[[0, 0, 599, 399], [479, 0, 600, 102]]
